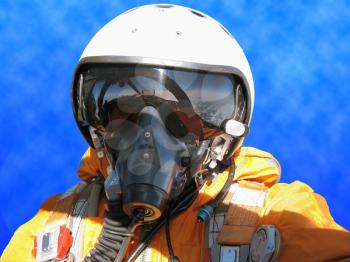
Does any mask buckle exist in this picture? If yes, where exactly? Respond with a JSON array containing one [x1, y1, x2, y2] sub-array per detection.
[[208, 134, 234, 170]]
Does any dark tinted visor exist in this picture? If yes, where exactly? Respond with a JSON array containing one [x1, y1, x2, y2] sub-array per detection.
[[76, 64, 247, 139]]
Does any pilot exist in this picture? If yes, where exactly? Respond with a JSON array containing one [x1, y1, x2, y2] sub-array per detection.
[[2, 4, 350, 262]]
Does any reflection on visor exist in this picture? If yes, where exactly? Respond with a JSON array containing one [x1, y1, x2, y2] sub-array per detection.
[[76, 65, 247, 139]]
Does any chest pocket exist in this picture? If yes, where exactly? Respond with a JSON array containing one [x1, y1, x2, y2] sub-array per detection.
[[206, 181, 280, 262]]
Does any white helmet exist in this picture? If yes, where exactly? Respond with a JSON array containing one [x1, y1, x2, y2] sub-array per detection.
[[72, 4, 254, 160]]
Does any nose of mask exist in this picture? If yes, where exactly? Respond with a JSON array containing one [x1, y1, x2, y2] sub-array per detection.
[[115, 106, 189, 221]]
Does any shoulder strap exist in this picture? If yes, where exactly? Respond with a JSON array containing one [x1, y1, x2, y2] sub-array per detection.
[[34, 178, 103, 262], [205, 181, 268, 262], [218, 180, 268, 245]]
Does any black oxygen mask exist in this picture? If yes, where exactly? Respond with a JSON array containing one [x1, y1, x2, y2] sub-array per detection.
[[77, 65, 250, 221], [105, 106, 192, 221]]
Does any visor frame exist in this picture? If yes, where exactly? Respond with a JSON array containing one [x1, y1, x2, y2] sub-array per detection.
[[71, 56, 252, 148]]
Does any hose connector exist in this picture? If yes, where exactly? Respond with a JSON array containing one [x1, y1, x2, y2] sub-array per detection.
[[197, 205, 214, 223]]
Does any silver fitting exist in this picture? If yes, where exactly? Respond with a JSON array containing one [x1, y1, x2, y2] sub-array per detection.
[[224, 119, 249, 138], [249, 225, 281, 262]]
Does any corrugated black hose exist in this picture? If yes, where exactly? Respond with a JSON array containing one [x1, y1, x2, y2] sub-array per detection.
[[82, 159, 234, 262], [82, 201, 143, 262]]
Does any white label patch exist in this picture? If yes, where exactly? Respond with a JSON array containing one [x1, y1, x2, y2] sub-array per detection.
[[231, 187, 266, 207], [220, 246, 240, 262]]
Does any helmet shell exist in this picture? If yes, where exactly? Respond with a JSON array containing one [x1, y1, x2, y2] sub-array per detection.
[[72, 4, 254, 149]]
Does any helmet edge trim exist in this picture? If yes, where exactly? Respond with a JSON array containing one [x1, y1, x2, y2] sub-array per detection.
[[75, 55, 253, 124]]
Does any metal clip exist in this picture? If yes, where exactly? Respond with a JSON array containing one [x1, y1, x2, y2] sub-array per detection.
[[35, 225, 73, 262], [36, 226, 61, 262]]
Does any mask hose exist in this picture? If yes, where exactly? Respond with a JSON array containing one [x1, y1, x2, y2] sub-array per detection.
[[83, 160, 234, 262], [82, 204, 144, 262]]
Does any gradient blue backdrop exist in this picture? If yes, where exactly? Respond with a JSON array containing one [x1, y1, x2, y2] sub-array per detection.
[[0, 0, 349, 254]]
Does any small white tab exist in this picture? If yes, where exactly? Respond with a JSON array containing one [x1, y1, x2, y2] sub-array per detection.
[[231, 187, 266, 207], [220, 246, 240, 262], [209, 160, 217, 169], [36, 226, 60, 262], [224, 119, 246, 137]]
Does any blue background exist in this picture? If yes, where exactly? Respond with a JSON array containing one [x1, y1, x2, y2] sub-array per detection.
[[0, 0, 349, 254]]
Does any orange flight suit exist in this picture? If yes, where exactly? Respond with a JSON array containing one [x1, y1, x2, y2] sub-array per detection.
[[1, 147, 350, 261]]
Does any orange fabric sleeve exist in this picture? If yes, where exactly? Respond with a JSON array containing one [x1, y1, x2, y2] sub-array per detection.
[[77, 147, 108, 181], [261, 181, 350, 261], [0, 195, 61, 262], [233, 147, 281, 187]]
